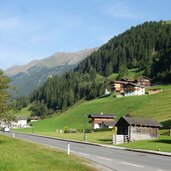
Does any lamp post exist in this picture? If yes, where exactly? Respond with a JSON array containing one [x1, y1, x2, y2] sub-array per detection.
[[83, 113, 86, 142]]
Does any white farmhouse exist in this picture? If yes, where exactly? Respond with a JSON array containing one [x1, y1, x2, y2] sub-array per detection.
[[123, 83, 145, 96], [11, 117, 28, 128]]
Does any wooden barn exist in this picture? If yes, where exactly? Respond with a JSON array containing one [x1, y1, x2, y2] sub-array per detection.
[[115, 116, 162, 141], [88, 114, 115, 129]]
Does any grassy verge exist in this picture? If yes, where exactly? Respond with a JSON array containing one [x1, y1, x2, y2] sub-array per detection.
[[118, 136, 171, 152], [13, 130, 114, 145], [0, 135, 96, 171], [13, 129, 171, 153]]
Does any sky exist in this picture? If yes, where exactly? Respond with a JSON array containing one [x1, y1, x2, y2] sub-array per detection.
[[0, 0, 170, 70]]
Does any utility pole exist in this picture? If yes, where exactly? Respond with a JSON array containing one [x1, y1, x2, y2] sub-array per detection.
[[83, 113, 86, 142], [32, 122, 35, 134]]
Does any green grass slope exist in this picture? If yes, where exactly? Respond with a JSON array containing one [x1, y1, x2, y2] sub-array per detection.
[[17, 85, 171, 133], [12, 105, 31, 117], [0, 135, 95, 171]]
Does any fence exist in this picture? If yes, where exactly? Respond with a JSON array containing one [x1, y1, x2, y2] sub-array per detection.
[[113, 135, 129, 144], [160, 129, 171, 136]]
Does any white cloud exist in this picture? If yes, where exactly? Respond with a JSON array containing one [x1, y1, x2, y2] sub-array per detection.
[[102, 1, 142, 19], [0, 17, 22, 30]]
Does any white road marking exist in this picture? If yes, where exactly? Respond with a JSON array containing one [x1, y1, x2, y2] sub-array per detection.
[[158, 170, 164, 171], [95, 156, 112, 161], [121, 162, 144, 168], [78, 152, 90, 156]]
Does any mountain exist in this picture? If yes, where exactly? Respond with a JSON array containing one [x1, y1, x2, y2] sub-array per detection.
[[5, 48, 97, 96], [29, 21, 171, 113]]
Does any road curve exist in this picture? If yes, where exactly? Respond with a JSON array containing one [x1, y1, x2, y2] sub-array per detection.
[[1, 132, 171, 171]]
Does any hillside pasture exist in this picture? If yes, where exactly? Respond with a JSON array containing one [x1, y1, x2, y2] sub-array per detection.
[[14, 85, 171, 134]]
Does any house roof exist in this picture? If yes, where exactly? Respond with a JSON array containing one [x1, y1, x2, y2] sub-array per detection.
[[102, 121, 116, 126], [16, 116, 28, 121], [30, 116, 41, 120], [124, 82, 145, 88], [110, 80, 128, 84], [88, 114, 115, 119], [137, 76, 152, 81], [118, 116, 162, 127]]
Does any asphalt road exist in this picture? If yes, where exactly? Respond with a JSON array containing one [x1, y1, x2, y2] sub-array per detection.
[[1, 132, 171, 171]]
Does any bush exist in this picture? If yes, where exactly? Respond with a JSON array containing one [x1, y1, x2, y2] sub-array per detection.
[[63, 126, 70, 133]]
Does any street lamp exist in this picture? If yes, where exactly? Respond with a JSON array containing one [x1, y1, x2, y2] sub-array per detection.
[[83, 113, 86, 142]]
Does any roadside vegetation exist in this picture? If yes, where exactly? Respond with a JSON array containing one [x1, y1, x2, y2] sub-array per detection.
[[118, 136, 171, 152], [0, 135, 96, 171]]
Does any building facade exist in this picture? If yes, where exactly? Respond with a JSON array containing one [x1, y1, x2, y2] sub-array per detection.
[[88, 114, 115, 129], [115, 116, 162, 141]]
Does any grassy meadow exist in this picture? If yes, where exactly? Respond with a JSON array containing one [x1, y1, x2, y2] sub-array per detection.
[[118, 136, 171, 152], [14, 85, 171, 134], [0, 135, 96, 171]]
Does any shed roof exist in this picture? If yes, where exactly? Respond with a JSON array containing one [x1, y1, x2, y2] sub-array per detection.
[[118, 116, 162, 127], [102, 121, 116, 126], [88, 114, 115, 119]]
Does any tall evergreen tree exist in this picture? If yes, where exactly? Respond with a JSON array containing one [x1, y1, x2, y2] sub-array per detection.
[[0, 70, 10, 119]]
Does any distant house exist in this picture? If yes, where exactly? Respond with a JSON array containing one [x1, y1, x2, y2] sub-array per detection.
[[11, 117, 28, 128], [123, 83, 145, 96], [115, 116, 162, 141], [109, 80, 128, 93], [100, 121, 115, 129], [134, 76, 152, 87], [109, 80, 145, 97], [30, 116, 41, 122], [88, 114, 116, 129]]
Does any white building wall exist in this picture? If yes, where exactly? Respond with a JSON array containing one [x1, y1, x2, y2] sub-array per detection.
[[17, 120, 27, 127], [125, 87, 145, 96], [93, 123, 100, 129]]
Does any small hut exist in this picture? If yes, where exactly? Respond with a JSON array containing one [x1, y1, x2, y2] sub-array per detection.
[[115, 116, 162, 141]]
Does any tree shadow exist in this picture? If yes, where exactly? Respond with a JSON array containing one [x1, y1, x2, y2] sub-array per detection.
[[98, 138, 112, 144], [150, 139, 171, 144], [160, 120, 171, 129], [0, 139, 7, 144]]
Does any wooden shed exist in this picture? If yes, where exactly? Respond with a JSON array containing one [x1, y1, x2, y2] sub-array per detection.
[[115, 116, 162, 141]]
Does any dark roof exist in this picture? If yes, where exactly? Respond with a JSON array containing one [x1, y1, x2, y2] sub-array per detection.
[[137, 76, 152, 81], [118, 116, 162, 127], [124, 82, 145, 88], [110, 80, 128, 84], [88, 114, 115, 119], [102, 121, 116, 126]]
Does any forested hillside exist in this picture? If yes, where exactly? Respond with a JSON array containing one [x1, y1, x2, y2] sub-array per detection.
[[30, 21, 171, 115], [76, 21, 171, 81]]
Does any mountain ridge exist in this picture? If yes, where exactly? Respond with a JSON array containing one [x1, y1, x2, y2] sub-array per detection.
[[5, 48, 97, 95], [5, 48, 97, 77]]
